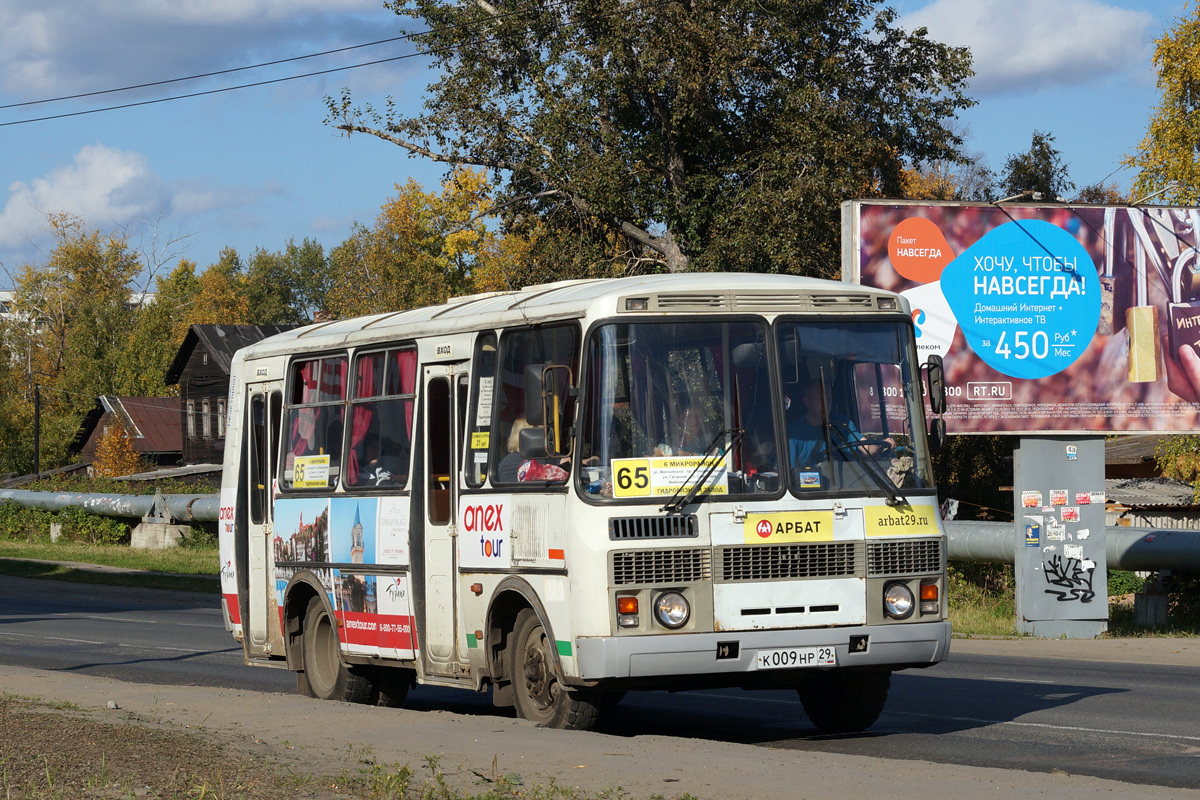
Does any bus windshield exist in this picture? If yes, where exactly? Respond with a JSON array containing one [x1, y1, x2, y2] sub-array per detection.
[[579, 317, 933, 500], [579, 320, 778, 498], [776, 318, 934, 495]]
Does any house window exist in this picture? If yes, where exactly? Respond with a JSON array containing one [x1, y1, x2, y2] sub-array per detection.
[[202, 399, 212, 438], [186, 401, 196, 439], [217, 399, 226, 439]]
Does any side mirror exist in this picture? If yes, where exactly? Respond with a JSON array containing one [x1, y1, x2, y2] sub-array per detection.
[[926, 354, 946, 416], [928, 417, 946, 452], [518, 426, 548, 459], [524, 364, 546, 425]]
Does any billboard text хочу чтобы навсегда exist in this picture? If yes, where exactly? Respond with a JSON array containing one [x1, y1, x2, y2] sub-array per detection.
[[848, 200, 1200, 433]]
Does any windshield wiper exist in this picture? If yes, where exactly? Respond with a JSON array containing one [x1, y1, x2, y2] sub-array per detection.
[[660, 428, 744, 515], [826, 424, 909, 506]]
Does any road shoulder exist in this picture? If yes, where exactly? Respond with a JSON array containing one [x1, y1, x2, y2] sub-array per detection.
[[1, 664, 1197, 800]]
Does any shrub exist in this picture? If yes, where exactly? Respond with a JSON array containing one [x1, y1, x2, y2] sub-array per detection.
[[0, 502, 129, 545]]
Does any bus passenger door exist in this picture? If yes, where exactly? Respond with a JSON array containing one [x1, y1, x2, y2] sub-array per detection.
[[245, 384, 283, 658], [421, 363, 466, 675]]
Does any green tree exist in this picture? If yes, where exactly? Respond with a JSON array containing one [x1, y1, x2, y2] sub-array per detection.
[[1074, 182, 1124, 204], [245, 239, 332, 324], [327, 169, 519, 317], [115, 259, 201, 396], [326, 0, 974, 277], [1125, 5, 1200, 204], [11, 214, 142, 414], [998, 130, 1074, 202]]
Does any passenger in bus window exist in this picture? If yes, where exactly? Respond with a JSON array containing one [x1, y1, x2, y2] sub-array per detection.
[[497, 418, 531, 482], [498, 417, 569, 483], [359, 431, 394, 486]]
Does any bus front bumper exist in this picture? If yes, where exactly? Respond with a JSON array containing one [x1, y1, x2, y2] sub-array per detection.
[[574, 621, 951, 681]]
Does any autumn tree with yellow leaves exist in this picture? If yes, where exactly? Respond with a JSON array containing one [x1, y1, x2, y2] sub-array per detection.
[[92, 421, 145, 477], [324, 168, 531, 317], [1126, 5, 1200, 204]]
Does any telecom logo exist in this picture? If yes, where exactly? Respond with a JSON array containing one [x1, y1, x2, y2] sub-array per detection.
[[912, 308, 926, 338]]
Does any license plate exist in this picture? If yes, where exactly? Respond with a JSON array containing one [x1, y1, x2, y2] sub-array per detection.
[[755, 646, 836, 670]]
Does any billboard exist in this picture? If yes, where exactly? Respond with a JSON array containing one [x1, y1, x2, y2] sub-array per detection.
[[847, 200, 1200, 433]]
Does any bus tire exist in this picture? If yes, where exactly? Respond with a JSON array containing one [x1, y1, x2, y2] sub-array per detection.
[[371, 666, 413, 708], [797, 669, 890, 734], [510, 609, 598, 730], [300, 596, 372, 704]]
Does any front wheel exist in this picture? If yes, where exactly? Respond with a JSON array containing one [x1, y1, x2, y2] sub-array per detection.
[[300, 596, 373, 703], [797, 669, 891, 734], [509, 609, 598, 730]]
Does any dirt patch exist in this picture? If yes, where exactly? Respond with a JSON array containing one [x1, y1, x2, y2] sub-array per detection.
[[0, 695, 302, 799]]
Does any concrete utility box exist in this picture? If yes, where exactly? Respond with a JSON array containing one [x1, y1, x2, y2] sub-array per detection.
[[1014, 436, 1108, 638]]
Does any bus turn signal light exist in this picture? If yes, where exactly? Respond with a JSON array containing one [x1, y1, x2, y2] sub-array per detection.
[[920, 582, 939, 615], [617, 595, 639, 628]]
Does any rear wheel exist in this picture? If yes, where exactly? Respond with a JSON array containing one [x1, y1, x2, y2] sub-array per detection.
[[300, 596, 372, 703], [510, 609, 598, 730], [797, 669, 891, 734]]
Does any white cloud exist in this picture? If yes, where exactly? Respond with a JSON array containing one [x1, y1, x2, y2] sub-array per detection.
[[0, 144, 165, 249], [107, 0, 379, 25], [0, 0, 407, 99], [900, 0, 1154, 94]]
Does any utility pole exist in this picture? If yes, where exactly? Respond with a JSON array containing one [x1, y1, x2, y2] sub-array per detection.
[[33, 383, 40, 477]]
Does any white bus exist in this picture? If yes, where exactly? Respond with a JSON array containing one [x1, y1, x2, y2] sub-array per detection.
[[218, 273, 950, 732]]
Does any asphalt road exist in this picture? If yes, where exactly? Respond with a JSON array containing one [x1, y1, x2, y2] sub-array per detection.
[[2, 574, 1198, 790]]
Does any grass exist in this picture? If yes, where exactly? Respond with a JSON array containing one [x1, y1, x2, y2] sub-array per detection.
[[0, 540, 220, 593], [0, 539, 218, 574]]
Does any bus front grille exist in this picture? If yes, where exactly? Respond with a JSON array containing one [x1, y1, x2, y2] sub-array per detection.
[[611, 548, 712, 585], [610, 515, 698, 540], [867, 538, 943, 576], [717, 542, 859, 582]]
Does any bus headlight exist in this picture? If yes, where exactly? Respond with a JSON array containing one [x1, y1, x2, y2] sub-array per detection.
[[654, 591, 690, 629], [883, 582, 915, 620]]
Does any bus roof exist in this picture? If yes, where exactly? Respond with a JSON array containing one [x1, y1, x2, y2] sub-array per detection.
[[236, 272, 901, 359]]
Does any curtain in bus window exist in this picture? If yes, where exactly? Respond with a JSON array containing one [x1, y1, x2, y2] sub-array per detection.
[[346, 355, 379, 485], [356, 351, 384, 398], [296, 359, 318, 404], [319, 356, 347, 402], [391, 348, 417, 436]]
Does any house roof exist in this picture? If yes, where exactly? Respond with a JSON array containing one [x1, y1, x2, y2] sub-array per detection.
[[67, 396, 181, 455], [1105, 435, 1170, 467], [165, 324, 296, 384], [1105, 477, 1197, 509]]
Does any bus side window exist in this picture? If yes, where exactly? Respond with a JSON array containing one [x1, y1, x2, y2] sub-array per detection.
[[491, 324, 579, 486], [464, 333, 497, 487], [346, 346, 417, 488], [281, 355, 347, 490]]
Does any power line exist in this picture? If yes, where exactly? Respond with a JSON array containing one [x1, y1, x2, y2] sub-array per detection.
[[0, 34, 414, 111], [0, 0, 588, 127], [0, 52, 423, 128]]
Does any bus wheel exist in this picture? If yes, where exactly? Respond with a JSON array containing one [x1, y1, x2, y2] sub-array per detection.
[[300, 596, 372, 703], [510, 609, 598, 730], [797, 669, 891, 734], [371, 666, 413, 708]]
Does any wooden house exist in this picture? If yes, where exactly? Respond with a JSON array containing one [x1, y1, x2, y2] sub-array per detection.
[[165, 324, 294, 465], [69, 396, 182, 468]]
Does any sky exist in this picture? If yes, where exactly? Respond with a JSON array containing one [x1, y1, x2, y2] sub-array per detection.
[[0, 0, 1190, 289]]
